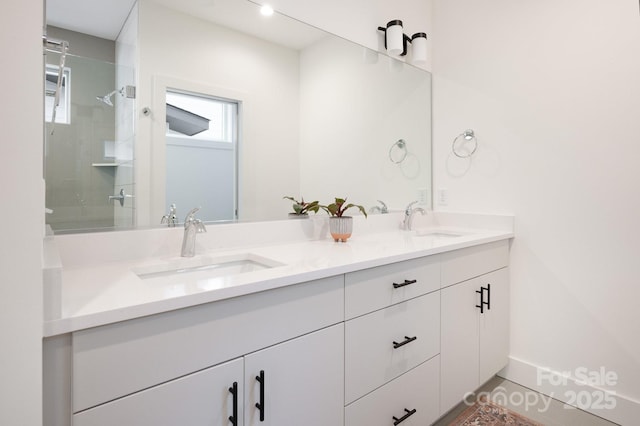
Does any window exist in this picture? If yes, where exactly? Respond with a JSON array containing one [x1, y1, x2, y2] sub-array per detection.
[[165, 91, 236, 142], [164, 89, 239, 221]]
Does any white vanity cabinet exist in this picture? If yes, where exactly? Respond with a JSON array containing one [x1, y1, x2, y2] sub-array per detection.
[[47, 275, 344, 426], [75, 324, 344, 426], [44, 237, 512, 426], [344, 258, 442, 426], [440, 241, 510, 415]]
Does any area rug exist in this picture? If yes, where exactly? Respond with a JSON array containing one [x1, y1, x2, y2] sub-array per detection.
[[449, 398, 544, 426]]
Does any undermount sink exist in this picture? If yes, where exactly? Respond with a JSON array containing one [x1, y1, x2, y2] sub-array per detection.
[[132, 253, 284, 280], [414, 229, 465, 238]]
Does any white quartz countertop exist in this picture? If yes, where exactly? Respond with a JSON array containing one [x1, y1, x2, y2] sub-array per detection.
[[43, 214, 513, 337]]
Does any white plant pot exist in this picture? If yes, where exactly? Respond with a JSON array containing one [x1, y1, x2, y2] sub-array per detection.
[[329, 216, 353, 242]]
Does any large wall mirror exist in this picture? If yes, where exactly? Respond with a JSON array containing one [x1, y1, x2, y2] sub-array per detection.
[[44, 0, 432, 233]]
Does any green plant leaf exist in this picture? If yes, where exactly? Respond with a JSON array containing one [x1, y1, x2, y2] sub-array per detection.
[[319, 197, 368, 218], [284, 195, 320, 215]]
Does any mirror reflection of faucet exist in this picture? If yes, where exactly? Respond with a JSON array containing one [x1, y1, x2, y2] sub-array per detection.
[[403, 200, 426, 231], [181, 207, 207, 257], [369, 200, 389, 214], [161, 203, 178, 227]]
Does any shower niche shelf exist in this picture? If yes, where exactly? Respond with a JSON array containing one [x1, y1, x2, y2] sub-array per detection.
[[92, 163, 121, 167]]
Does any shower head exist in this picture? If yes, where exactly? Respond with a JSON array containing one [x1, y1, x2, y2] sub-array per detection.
[[96, 86, 136, 107], [96, 90, 117, 107], [96, 93, 115, 107]]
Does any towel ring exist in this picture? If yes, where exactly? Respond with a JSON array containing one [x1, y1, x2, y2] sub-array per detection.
[[452, 129, 478, 158], [389, 139, 408, 164]]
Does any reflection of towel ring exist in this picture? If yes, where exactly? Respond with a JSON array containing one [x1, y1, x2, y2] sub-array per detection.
[[389, 139, 408, 164], [452, 129, 478, 158]]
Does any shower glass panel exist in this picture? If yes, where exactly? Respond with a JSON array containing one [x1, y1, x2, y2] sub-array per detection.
[[44, 51, 135, 232]]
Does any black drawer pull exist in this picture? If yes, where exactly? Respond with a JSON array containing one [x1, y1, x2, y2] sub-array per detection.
[[255, 370, 265, 422], [228, 382, 238, 426], [393, 279, 417, 289], [393, 408, 417, 425], [393, 335, 417, 349], [475, 283, 491, 313]]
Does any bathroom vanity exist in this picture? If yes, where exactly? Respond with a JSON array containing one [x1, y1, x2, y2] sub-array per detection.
[[43, 212, 513, 426]]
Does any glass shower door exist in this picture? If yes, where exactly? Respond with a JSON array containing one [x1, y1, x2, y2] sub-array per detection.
[[44, 51, 135, 232]]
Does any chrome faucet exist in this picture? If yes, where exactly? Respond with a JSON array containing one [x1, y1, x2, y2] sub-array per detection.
[[161, 203, 178, 227], [181, 207, 206, 257], [369, 200, 389, 214], [403, 201, 426, 231]]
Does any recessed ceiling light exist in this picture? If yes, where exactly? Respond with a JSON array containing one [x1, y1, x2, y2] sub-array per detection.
[[260, 4, 274, 17]]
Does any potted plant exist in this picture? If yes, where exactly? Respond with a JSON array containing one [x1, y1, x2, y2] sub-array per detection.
[[283, 196, 320, 218], [320, 197, 368, 242]]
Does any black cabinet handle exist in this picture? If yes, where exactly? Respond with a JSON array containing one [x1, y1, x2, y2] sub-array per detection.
[[393, 335, 417, 349], [393, 279, 417, 289], [255, 370, 265, 422], [393, 408, 417, 425], [475, 287, 484, 313], [228, 382, 238, 426], [475, 283, 491, 313]]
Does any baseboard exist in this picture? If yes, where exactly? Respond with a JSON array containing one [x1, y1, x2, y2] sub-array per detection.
[[499, 356, 640, 426]]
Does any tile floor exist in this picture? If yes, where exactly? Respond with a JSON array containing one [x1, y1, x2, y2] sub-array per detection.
[[434, 377, 620, 426]]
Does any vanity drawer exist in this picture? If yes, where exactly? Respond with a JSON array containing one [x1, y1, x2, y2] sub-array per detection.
[[345, 255, 440, 319], [441, 240, 509, 288], [345, 356, 440, 426], [344, 292, 440, 404], [72, 275, 343, 412]]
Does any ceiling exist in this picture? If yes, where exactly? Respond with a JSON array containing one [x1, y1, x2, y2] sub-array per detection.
[[45, 0, 326, 50], [46, 0, 137, 40]]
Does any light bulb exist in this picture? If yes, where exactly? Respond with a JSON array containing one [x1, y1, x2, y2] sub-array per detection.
[[260, 4, 274, 16]]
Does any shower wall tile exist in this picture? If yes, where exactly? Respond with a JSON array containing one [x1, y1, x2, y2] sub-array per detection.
[[115, 162, 134, 187]]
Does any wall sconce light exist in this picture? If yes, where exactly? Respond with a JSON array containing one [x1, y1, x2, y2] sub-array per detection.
[[378, 21, 428, 63], [378, 20, 410, 56], [411, 32, 428, 64]]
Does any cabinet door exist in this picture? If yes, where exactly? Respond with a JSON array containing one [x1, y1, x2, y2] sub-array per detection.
[[73, 358, 243, 426], [244, 324, 344, 426], [440, 277, 480, 415], [441, 267, 510, 415], [479, 267, 510, 384]]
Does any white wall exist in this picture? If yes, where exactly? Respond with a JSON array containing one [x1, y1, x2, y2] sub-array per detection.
[[0, 0, 43, 424], [432, 0, 640, 423]]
